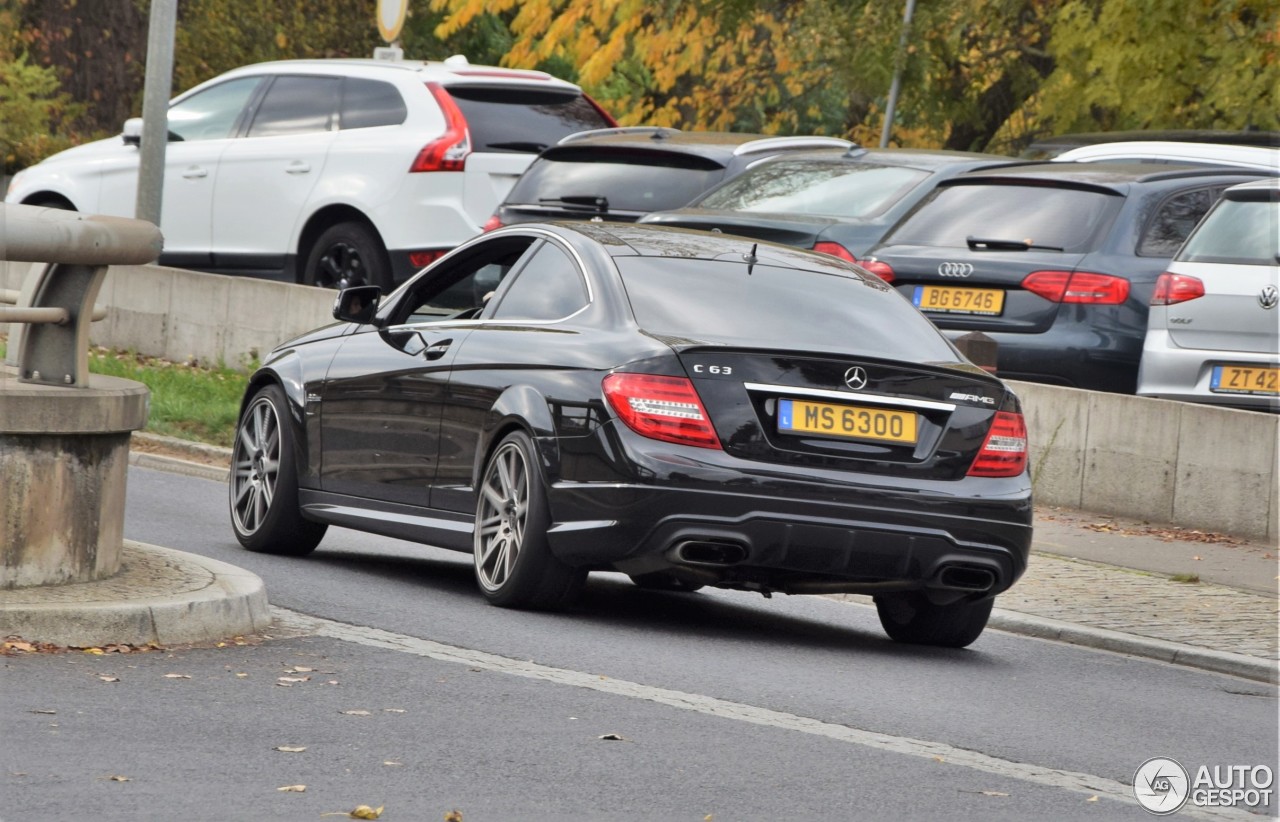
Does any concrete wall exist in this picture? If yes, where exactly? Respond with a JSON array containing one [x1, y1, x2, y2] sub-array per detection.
[[5, 261, 1276, 542]]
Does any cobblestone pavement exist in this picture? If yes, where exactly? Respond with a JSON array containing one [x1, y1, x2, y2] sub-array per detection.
[[0, 543, 213, 605]]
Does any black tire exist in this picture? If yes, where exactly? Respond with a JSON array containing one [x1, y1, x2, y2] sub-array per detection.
[[628, 573, 704, 593], [303, 221, 391, 291], [228, 384, 327, 556], [874, 592, 994, 648], [473, 430, 585, 610]]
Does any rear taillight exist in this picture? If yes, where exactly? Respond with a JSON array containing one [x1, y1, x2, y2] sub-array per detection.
[[857, 258, 896, 283], [409, 250, 447, 268], [1151, 272, 1205, 305], [602, 373, 721, 450], [482, 215, 504, 232], [967, 411, 1028, 478], [813, 241, 856, 263], [583, 94, 619, 127], [411, 83, 471, 172], [1021, 270, 1130, 304]]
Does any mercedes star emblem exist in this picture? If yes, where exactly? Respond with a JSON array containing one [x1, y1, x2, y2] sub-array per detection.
[[844, 366, 868, 390]]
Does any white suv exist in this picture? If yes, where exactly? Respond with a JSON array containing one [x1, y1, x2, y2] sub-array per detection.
[[4, 56, 614, 289]]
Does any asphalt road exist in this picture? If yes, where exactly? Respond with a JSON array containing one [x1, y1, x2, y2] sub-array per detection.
[[3, 465, 1277, 821]]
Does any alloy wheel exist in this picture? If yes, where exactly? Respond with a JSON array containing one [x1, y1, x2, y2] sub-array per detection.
[[474, 441, 530, 592], [315, 241, 366, 289], [230, 396, 281, 536]]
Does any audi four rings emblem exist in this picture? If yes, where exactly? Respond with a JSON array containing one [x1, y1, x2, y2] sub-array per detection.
[[938, 262, 974, 277], [1260, 285, 1278, 310], [844, 367, 868, 390]]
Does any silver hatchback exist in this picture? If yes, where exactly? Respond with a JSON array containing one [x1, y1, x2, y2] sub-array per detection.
[[1136, 179, 1279, 411]]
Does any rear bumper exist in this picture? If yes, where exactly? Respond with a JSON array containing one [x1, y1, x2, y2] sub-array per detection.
[[1137, 329, 1280, 411], [544, 428, 1033, 597]]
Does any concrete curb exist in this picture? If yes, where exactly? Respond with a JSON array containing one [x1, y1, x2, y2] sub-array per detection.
[[0, 542, 270, 648]]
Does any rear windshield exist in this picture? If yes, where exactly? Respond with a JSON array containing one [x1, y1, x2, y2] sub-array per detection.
[[886, 183, 1122, 252], [698, 159, 930, 219], [446, 86, 611, 153], [615, 257, 958, 362], [506, 149, 727, 212], [1178, 198, 1280, 265]]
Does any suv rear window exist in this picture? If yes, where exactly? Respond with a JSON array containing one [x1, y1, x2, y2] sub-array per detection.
[[698, 159, 929, 219], [506, 149, 728, 212], [887, 183, 1122, 252], [1178, 198, 1280, 265], [616, 257, 958, 362], [446, 87, 611, 153]]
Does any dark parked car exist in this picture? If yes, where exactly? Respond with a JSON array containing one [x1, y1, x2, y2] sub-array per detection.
[[639, 147, 1023, 264], [229, 223, 1032, 648], [483, 127, 851, 230], [860, 163, 1275, 393]]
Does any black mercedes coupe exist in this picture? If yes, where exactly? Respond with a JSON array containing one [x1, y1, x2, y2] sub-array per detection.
[[229, 222, 1032, 647]]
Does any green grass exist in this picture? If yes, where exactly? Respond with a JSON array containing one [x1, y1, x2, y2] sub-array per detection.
[[2, 338, 249, 448]]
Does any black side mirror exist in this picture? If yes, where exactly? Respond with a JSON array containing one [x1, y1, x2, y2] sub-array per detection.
[[333, 285, 382, 325]]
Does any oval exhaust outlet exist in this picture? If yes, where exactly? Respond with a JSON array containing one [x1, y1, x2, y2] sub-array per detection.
[[675, 540, 748, 566], [936, 565, 996, 592]]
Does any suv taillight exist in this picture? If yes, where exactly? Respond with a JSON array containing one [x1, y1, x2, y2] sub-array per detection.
[[412, 83, 471, 173], [1021, 271, 1130, 304], [482, 215, 504, 232], [1151, 272, 1205, 305], [967, 411, 1028, 478], [602, 373, 721, 450], [857, 258, 896, 283]]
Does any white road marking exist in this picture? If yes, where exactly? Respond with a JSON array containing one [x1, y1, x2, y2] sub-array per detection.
[[272, 607, 1252, 820]]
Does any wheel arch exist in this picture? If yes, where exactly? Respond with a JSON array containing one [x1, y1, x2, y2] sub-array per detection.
[[239, 359, 315, 477], [296, 204, 386, 282], [19, 191, 78, 210], [471, 383, 561, 497]]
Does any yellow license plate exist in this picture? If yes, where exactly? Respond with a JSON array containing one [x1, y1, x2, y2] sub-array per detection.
[[1211, 364, 1280, 395], [778, 399, 918, 444], [913, 285, 1005, 315]]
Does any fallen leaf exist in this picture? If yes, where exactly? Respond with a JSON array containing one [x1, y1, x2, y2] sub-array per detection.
[[383, 760, 403, 767], [4, 641, 35, 652], [277, 785, 307, 793], [98, 675, 119, 683], [341, 710, 372, 716], [235, 673, 248, 678], [290, 666, 315, 673], [1087, 795, 1099, 802], [598, 733, 626, 741], [29, 710, 56, 715], [104, 775, 130, 782], [933, 756, 945, 763], [163, 673, 191, 679], [1192, 555, 1202, 561], [383, 708, 406, 714], [981, 791, 1009, 797], [278, 676, 309, 683], [322, 805, 383, 820], [704, 815, 713, 822], [444, 811, 463, 822], [273, 746, 307, 753]]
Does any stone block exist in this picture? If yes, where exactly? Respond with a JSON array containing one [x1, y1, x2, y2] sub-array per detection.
[[1082, 392, 1181, 522]]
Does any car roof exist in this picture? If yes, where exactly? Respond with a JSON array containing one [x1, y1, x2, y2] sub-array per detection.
[[1051, 141, 1280, 171], [552, 127, 852, 159], [1223, 178, 1280, 201], [759, 146, 1022, 171], [941, 161, 1273, 192], [1022, 129, 1280, 158], [211, 55, 582, 90]]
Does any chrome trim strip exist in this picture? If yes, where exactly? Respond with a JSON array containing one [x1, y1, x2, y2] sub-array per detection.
[[742, 382, 956, 412]]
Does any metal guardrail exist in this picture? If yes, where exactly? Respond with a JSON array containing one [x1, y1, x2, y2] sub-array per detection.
[[1, 203, 162, 386]]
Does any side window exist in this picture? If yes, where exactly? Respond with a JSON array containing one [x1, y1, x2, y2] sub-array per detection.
[[246, 76, 341, 138], [1138, 187, 1218, 257], [396, 240, 536, 324], [490, 242, 589, 321], [167, 77, 264, 141], [340, 78, 407, 129]]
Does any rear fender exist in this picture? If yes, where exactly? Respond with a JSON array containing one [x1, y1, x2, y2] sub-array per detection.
[[471, 383, 560, 491]]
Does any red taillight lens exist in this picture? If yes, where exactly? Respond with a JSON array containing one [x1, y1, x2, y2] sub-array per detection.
[[409, 249, 447, 268], [1151, 272, 1205, 305], [857, 258, 896, 283], [482, 215, 504, 232], [1021, 270, 1130, 304], [812, 241, 856, 263], [411, 83, 471, 172], [602, 373, 721, 450], [967, 411, 1028, 478]]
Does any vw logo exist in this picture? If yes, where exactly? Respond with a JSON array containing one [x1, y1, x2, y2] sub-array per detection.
[[1260, 285, 1279, 310], [938, 262, 974, 278], [844, 366, 868, 390]]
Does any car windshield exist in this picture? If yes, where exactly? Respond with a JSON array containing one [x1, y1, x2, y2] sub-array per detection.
[[884, 183, 1122, 251], [506, 149, 727, 212], [696, 160, 930, 218], [1178, 197, 1280, 266], [615, 257, 958, 362], [446, 87, 612, 153]]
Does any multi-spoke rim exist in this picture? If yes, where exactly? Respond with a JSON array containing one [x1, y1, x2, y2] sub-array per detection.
[[315, 241, 365, 289], [229, 396, 282, 536], [474, 441, 530, 592]]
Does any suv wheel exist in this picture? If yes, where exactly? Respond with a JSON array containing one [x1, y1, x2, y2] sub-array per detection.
[[874, 592, 993, 648], [304, 222, 391, 290]]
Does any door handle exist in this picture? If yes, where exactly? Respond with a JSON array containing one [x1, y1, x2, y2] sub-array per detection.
[[423, 338, 453, 360], [286, 161, 311, 175], [182, 167, 208, 179]]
